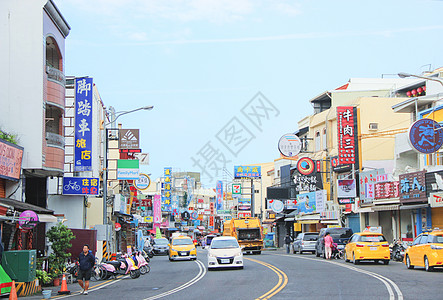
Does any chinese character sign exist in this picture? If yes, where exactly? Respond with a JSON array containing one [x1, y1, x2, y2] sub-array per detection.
[[153, 195, 162, 223], [0, 139, 23, 181], [234, 166, 261, 178], [359, 169, 384, 203], [74, 78, 93, 171], [374, 181, 400, 199], [337, 107, 359, 167], [399, 171, 427, 204], [216, 180, 223, 211], [162, 167, 172, 211], [62, 177, 99, 195]]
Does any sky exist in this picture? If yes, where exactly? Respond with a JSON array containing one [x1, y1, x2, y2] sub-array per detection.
[[55, 0, 443, 187]]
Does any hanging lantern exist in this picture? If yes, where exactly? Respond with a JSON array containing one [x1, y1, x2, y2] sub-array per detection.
[[423, 85, 426, 92], [417, 87, 423, 94], [412, 89, 417, 96], [406, 91, 412, 97]]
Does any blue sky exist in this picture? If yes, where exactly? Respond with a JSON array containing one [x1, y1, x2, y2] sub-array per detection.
[[56, 0, 443, 187]]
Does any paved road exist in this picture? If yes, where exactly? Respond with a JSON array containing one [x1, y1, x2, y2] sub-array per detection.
[[32, 248, 442, 300]]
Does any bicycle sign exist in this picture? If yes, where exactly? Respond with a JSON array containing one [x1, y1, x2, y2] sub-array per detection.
[[63, 177, 99, 195]]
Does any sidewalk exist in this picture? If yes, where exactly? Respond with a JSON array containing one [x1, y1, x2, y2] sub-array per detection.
[[24, 277, 118, 300]]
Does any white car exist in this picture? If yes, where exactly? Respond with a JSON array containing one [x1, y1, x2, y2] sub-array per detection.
[[207, 236, 243, 270]]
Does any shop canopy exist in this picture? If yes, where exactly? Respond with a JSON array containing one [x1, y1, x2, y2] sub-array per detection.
[[0, 197, 53, 214]]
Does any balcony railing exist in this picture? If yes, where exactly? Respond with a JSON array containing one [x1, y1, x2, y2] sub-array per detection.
[[46, 132, 65, 148], [46, 65, 66, 86]]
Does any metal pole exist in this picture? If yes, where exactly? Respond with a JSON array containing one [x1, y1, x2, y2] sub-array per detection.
[[251, 178, 255, 217], [103, 128, 108, 244]]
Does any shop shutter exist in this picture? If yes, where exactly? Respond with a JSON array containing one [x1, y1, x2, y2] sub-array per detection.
[[0, 179, 5, 198]]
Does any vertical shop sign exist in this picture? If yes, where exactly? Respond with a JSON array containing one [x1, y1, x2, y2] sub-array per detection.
[[74, 78, 93, 171], [162, 167, 172, 211], [336, 106, 359, 169], [216, 180, 223, 211], [153, 195, 162, 223]]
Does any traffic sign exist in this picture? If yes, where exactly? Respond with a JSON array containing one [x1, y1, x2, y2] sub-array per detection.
[[232, 184, 241, 195]]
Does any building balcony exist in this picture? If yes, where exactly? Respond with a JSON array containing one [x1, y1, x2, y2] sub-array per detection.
[[46, 132, 65, 148], [46, 65, 66, 86]]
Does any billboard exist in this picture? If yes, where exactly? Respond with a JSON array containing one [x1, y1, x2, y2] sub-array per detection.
[[296, 192, 316, 214], [234, 166, 261, 178], [337, 179, 357, 198], [74, 78, 93, 171], [0, 139, 23, 181], [119, 129, 140, 149]]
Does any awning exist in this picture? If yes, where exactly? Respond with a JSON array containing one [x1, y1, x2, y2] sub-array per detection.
[[284, 217, 295, 222], [0, 197, 53, 214], [400, 203, 429, 210], [356, 207, 373, 213], [37, 214, 58, 223], [321, 220, 339, 224], [298, 220, 319, 224], [372, 205, 400, 211]]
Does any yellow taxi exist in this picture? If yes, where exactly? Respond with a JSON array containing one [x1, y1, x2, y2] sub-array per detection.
[[404, 229, 443, 272], [344, 232, 390, 265], [168, 236, 197, 261]]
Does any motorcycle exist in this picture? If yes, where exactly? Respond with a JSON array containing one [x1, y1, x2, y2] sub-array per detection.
[[134, 252, 150, 275], [102, 255, 141, 279], [144, 245, 154, 258], [390, 239, 406, 262]]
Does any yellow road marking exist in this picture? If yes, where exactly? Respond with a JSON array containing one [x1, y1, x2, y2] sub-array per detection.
[[245, 257, 288, 300]]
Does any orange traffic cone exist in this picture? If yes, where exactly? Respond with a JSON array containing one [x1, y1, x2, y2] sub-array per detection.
[[58, 274, 71, 295], [9, 280, 17, 300]]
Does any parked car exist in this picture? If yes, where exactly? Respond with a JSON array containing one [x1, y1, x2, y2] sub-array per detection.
[[315, 227, 353, 258], [292, 232, 319, 254], [344, 232, 390, 265], [405, 229, 443, 272]]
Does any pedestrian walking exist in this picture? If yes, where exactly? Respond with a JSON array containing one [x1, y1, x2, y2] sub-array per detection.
[[324, 232, 334, 260], [77, 244, 95, 295], [284, 234, 293, 254]]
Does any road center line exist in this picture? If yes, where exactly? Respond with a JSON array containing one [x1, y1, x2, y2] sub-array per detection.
[[143, 259, 206, 300], [245, 257, 288, 300], [276, 254, 403, 300]]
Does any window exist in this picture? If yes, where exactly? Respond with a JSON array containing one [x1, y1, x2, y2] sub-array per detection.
[[172, 238, 193, 246], [412, 236, 421, 246], [45, 105, 63, 135], [315, 131, 321, 152], [419, 235, 428, 244], [322, 128, 327, 150], [360, 235, 387, 242], [303, 233, 319, 241], [46, 37, 62, 70], [210, 239, 239, 249]]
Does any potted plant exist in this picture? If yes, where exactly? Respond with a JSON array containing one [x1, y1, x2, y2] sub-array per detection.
[[35, 270, 52, 287], [46, 223, 75, 286]]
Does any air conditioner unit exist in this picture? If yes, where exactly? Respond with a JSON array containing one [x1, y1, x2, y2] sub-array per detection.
[[369, 123, 378, 130]]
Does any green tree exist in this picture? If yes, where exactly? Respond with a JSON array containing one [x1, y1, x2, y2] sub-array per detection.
[[46, 223, 75, 277]]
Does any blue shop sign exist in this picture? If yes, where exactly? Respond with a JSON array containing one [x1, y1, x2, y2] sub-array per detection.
[[408, 118, 443, 154], [63, 177, 99, 195]]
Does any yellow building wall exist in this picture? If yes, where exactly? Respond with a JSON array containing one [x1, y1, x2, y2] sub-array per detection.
[[358, 97, 411, 161]]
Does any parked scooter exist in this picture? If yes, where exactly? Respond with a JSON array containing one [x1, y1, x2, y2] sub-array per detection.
[[390, 239, 406, 262], [134, 252, 150, 275], [102, 255, 141, 279]]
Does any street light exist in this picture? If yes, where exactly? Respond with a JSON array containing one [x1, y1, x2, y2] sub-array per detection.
[[102, 105, 154, 252], [398, 72, 443, 86]]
